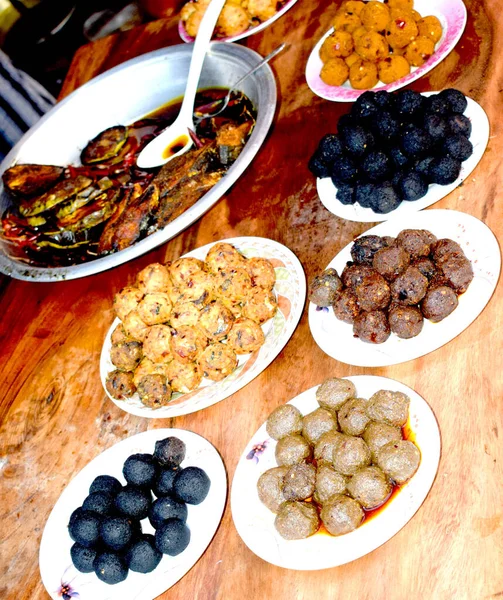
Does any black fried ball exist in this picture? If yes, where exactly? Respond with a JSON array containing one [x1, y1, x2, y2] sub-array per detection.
[[318, 133, 344, 162], [426, 95, 450, 116], [341, 125, 374, 157], [115, 486, 152, 520], [428, 156, 462, 185], [68, 510, 101, 548], [123, 453, 157, 488], [71, 543, 98, 573], [336, 183, 356, 205], [149, 496, 188, 529], [371, 111, 400, 139], [395, 90, 424, 118], [448, 114, 472, 137], [331, 155, 358, 185], [126, 535, 162, 573], [153, 467, 179, 497], [174, 466, 211, 505], [373, 90, 394, 110], [82, 492, 115, 516], [401, 127, 432, 157], [155, 519, 191, 556], [368, 183, 401, 214], [355, 183, 375, 208], [351, 235, 388, 266], [414, 156, 434, 181], [362, 151, 391, 182], [100, 516, 134, 551], [396, 172, 428, 201], [337, 113, 357, 135], [439, 88, 468, 114], [308, 152, 331, 178], [89, 475, 122, 496], [154, 437, 186, 468], [94, 551, 128, 585], [351, 91, 379, 120], [443, 134, 473, 161], [69, 507, 84, 528], [389, 146, 410, 169], [423, 114, 447, 141]]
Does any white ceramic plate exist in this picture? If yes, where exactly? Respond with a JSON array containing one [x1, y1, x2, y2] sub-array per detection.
[[316, 95, 490, 223], [308, 210, 501, 367], [101, 236, 306, 418], [306, 0, 467, 101], [39, 428, 227, 600], [178, 0, 298, 43], [231, 375, 441, 570]]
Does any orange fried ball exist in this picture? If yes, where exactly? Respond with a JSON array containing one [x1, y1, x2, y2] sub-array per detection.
[[320, 57, 349, 86], [216, 4, 249, 38], [360, 1, 390, 32], [405, 36, 435, 66], [333, 11, 362, 33], [352, 25, 367, 44], [345, 52, 363, 69], [185, 8, 204, 38], [386, 15, 418, 49], [320, 31, 355, 61], [342, 1, 365, 16], [378, 55, 410, 84], [417, 15, 443, 43], [349, 61, 378, 89], [355, 31, 389, 62], [247, 0, 277, 22], [387, 0, 414, 9]]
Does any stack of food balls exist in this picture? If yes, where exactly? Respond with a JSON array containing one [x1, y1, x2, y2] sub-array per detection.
[[68, 436, 211, 584], [319, 0, 443, 89], [309, 229, 474, 343], [257, 378, 420, 539], [106, 242, 278, 408], [309, 89, 473, 214]]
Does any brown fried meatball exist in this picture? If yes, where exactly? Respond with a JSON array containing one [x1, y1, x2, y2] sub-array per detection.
[[388, 304, 424, 339], [113, 286, 144, 321], [333, 436, 371, 475], [257, 467, 289, 513], [169, 257, 204, 287], [341, 263, 376, 288], [205, 242, 247, 274], [316, 377, 356, 412], [355, 272, 391, 311], [177, 270, 215, 305], [169, 301, 201, 329], [351, 236, 389, 267], [353, 310, 391, 344], [275, 501, 320, 540], [198, 300, 235, 341], [376, 440, 421, 484], [347, 466, 391, 509], [333, 289, 361, 323], [338, 398, 371, 436], [282, 463, 317, 501], [275, 434, 312, 467], [242, 287, 277, 324], [373, 245, 411, 281], [111, 323, 132, 345], [136, 263, 170, 294], [366, 389, 410, 427], [167, 360, 202, 393], [227, 318, 265, 354], [266, 404, 304, 441], [133, 357, 168, 387], [215, 268, 252, 303], [170, 325, 207, 364], [302, 408, 338, 445], [432, 239, 463, 262], [396, 230, 434, 259], [246, 257, 276, 290], [320, 494, 364, 536], [110, 341, 143, 372], [137, 374, 172, 409], [363, 420, 403, 461], [421, 286, 458, 322], [136, 292, 172, 326], [314, 430, 346, 464], [106, 370, 136, 400], [390, 266, 429, 305], [412, 257, 437, 280], [197, 343, 237, 381], [437, 254, 474, 293], [314, 465, 347, 504], [143, 324, 173, 364], [309, 268, 343, 307]]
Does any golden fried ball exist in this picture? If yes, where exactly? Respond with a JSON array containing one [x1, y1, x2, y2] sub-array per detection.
[[216, 4, 249, 38], [111, 323, 132, 345], [170, 325, 208, 364], [417, 16, 443, 44], [320, 58, 349, 87], [405, 35, 435, 66], [136, 292, 172, 326], [340, 1, 365, 17], [136, 263, 170, 294], [387, 0, 414, 9], [133, 357, 169, 387], [215, 268, 252, 303], [352, 25, 367, 44], [386, 15, 418, 49], [169, 301, 201, 329], [177, 270, 215, 305], [355, 31, 389, 62], [411, 9, 421, 21], [246, 257, 276, 290], [320, 31, 355, 62], [332, 11, 362, 34], [378, 55, 410, 83], [185, 6, 204, 38], [349, 61, 378, 89], [360, 1, 390, 32], [198, 343, 238, 381], [110, 341, 143, 372], [198, 300, 235, 341], [180, 1, 197, 22], [143, 324, 173, 364], [106, 370, 136, 400], [204, 242, 247, 274], [242, 287, 278, 324], [227, 317, 265, 354], [169, 257, 204, 287], [345, 52, 363, 69], [113, 286, 143, 321], [137, 374, 172, 409], [247, 0, 276, 22], [122, 309, 150, 342], [167, 360, 203, 393]]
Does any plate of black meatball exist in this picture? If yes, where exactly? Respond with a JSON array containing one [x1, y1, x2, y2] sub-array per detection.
[[39, 429, 226, 599], [231, 375, 440, 570], [309, 89, 489, 222], [308, 210, 500, 367]]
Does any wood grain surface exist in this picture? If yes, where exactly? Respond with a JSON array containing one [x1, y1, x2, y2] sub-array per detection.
[[1, 0, 502, 599]]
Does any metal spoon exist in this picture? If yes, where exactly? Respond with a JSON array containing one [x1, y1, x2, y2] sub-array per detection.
[[136, 0, 226, 170], [194, 43, 287, 120]]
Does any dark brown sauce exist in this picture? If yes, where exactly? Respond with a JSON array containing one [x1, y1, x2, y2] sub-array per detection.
[[162, 134, 189, 159]]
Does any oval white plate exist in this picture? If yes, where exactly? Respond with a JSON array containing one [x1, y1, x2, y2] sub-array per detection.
[[101, 236, 306, 418], [306, 0, 467, 102], [39, 428, 227, 600], [317, 95, 489, 223], [308, 209, 501, 367], [231, 375, 441, 570], [178, 0, 298, 43]]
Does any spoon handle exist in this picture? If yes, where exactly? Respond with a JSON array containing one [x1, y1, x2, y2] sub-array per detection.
[[231, 43, 287, 91], [178, 0, 227, 123]]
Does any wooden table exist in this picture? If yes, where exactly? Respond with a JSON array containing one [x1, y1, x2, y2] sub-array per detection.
[[1, 1, 502, 598]]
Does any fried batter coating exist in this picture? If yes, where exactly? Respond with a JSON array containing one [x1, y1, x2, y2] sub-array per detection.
[[246, 257, 276, 290], [197, 343, 237, 381], [136, 263, 171, 294], [169, 257, 204, 287], [227, 317, 265, 354], [114, 286, 144, 321], [136, 293, 172, 326], [170, 325, 208, 364], [242, 287, 277, 324], [169, 301, 201, 329], [167, 360, 202, 393], [198, 300, 235, 340], [143, 324, 173, 363], [205, 242, 247, 274]]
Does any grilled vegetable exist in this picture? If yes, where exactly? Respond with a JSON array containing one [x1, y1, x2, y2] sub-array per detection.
[[57, 188, 120, 231], [2, 164, 64, 197], [19, 175, 93, 217], [81, 126, 128, 165]]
